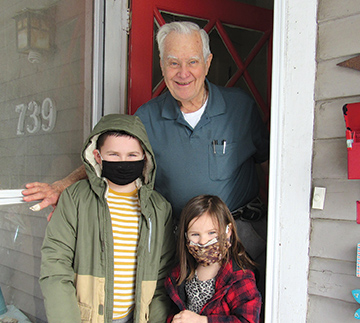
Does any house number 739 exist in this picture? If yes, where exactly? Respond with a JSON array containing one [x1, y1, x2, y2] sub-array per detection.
[[16, 98, 57, 135]]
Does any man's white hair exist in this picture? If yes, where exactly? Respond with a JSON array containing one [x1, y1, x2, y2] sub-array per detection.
[[156, 21, 211, 61]]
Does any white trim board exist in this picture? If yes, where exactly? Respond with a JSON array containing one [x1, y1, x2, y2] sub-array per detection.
[[103, 0, 129, 116], [92, 0, 105, 128], [0, 190, 26, 206], [265, 0, 317, 322]]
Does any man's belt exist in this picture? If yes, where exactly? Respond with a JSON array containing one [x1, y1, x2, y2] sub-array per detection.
[[231, 197, 266, 222]]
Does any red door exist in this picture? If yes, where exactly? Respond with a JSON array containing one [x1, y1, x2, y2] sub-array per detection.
[[128, 0, 273, 126]]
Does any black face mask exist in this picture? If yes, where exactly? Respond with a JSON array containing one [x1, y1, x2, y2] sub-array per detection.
[[101, 159, 145, 186]]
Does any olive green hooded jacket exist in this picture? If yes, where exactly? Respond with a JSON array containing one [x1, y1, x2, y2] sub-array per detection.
[[40, 114, 175, 323]]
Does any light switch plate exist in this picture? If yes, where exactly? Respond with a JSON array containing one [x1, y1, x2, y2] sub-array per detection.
[[312, 187, 326, 210]]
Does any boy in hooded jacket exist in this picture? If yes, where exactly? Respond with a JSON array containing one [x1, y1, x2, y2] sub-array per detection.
[[39, 114, 175, 323]]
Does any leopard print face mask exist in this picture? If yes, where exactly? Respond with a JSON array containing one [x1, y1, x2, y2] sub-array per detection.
[[186, 226, 231, 266]]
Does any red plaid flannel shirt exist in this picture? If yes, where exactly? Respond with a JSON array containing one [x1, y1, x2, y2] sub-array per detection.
[[164, 258, 261, 323]]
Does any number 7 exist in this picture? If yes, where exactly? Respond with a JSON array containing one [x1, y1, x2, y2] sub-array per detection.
[[15, 104, 27, 135]]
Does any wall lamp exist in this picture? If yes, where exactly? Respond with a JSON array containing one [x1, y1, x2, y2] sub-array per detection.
[[13, 7, 56, 64]]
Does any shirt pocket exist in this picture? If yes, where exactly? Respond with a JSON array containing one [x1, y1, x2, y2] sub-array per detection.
[[208, 142, 238, 181], [208, 141, 255, 181]]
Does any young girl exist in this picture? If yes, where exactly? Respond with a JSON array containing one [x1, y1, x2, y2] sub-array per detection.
[[165, 195, 261, 323]]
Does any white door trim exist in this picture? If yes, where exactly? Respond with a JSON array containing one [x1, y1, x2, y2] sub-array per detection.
[[92, 0, 105, 128], [92, 0, 129, 128], [103, 0, 129, 117], [265, 0, 317, 322]]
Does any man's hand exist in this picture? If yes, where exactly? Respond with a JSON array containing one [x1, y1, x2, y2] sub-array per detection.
[[22, 181, 65, 221], [172, 310, 208, 323], [22, 165, 87, 221]]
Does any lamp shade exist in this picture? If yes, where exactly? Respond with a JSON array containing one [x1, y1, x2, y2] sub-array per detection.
[[13, 8, 55, 54]]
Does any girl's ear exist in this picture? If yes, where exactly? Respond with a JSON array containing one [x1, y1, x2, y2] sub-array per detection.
[[226, 223, 232, 239]]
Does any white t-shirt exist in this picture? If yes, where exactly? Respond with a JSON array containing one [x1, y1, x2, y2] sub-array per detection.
[[181, 98, 208, 129]]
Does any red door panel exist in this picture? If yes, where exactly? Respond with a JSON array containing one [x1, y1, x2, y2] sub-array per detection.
[[128, 0, 273, 126]]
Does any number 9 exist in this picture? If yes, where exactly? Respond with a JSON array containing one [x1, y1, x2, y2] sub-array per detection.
[[41, 98, 56, 132]]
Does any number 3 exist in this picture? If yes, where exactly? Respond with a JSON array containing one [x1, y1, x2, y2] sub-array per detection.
[[26, 100, 41, 134]]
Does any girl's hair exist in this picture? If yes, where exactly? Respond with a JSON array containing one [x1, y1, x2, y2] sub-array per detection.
[[177, 194, 257, 285]]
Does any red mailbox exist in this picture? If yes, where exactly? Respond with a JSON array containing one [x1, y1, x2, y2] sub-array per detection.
[[343, 102, 360, 179]]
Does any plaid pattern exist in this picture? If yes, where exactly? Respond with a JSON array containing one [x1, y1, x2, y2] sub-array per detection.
[[165, 259, 261, 323]]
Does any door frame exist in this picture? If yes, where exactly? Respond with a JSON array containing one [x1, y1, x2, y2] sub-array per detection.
[[92, 0, 130, 128], [92, 0, 105, 128], [99, 0, 318, 321], [266, 0, 317, 322]]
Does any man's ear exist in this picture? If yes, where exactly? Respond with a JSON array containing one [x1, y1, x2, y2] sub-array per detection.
[[93, 149, 102, 165], [205, 53, 213, 75]]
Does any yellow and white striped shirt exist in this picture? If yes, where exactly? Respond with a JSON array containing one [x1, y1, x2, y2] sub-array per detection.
[[107, 188, 140, 320]]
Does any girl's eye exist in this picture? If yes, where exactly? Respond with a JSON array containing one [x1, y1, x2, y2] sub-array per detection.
[[190, 233, 199, 237], [209, 231, 216, 235]]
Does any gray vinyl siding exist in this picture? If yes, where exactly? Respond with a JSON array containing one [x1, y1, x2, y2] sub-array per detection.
[[308, 0, 360, 321]]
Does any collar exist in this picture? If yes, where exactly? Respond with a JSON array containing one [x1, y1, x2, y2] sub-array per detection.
[[160, 79, 227, 120]]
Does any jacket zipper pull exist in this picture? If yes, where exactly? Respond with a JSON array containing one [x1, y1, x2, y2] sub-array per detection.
[[148, 218, 152, 253]]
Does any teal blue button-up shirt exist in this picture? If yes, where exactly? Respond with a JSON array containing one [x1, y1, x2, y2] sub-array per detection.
[[135, 80, 269, 221]]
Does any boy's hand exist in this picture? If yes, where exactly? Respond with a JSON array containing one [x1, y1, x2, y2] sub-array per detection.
[[22, 181, 64, 221], [172, 310, 208, 323]]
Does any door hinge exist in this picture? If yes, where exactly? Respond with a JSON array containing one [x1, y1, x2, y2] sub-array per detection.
[[122, 8, 131, 34]]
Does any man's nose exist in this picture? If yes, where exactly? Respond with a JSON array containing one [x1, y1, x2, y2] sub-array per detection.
[[178, 64, 190, 78]]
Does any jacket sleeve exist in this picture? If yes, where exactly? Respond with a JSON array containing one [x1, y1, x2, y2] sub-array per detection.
[[39, 189, 81, 323], [164, 268, 185, 323], [207, 272, 261, 323], [148, 201, 176, 323]]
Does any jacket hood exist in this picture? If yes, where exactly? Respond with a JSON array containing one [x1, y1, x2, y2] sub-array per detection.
[[81, 114, 156, 196]]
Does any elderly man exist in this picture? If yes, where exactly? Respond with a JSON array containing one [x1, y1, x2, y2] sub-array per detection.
[[24, 21, 269, 294], [136, 22, 269, 223]]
